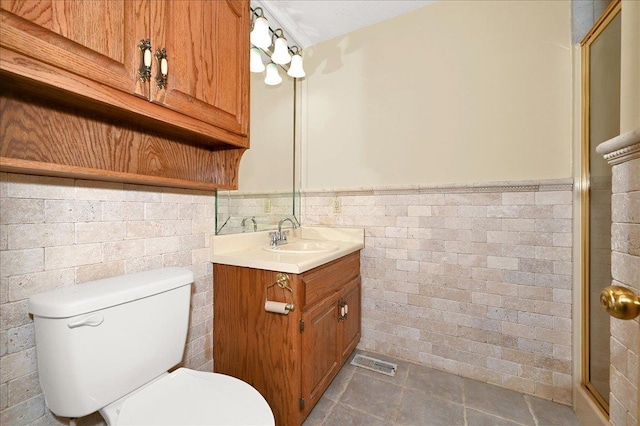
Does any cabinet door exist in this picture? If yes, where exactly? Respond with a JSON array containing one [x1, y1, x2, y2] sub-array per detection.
[[151, 0, 249, 137], [301, 291, 342, 412], [341, 277, 361, 362], [0, 0, 148, 98]]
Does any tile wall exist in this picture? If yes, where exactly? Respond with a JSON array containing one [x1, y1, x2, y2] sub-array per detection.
[[608, 155, 639, 426], [0, 173, 216, 426], [302, 179, 575, 405]]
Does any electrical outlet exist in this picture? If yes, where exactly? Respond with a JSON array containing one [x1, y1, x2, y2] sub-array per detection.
[[264, 199, 271, 213], [332, 197, 341, 213]]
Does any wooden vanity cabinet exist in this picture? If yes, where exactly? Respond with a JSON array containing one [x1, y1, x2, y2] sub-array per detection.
[[213, 252, 361, 426], [0, 0, 249, 189]]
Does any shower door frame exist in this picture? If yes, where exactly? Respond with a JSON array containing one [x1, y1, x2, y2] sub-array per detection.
[[579, 0, 621, 417]]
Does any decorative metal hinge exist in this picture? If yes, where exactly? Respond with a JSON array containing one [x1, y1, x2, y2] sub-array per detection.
[[299, 397, 305, 410], [299, 319, 305, 332]]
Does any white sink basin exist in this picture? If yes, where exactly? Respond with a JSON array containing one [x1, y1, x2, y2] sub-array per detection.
[[263, 241, 340, 254]]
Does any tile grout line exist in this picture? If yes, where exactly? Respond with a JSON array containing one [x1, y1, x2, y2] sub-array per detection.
[[524, 394, 540, 426], [462, 377, 469, 426]]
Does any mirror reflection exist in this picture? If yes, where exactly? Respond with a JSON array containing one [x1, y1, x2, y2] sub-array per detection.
[[215, 69, 299, 234]]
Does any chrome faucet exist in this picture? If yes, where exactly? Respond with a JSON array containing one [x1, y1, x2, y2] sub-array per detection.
[[269, 217, 297, 246], [241, 216, 257, 232]]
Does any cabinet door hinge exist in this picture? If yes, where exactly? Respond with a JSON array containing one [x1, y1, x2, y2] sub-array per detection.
[[299, 319, 305, 332], [299, 397, 305, 410]]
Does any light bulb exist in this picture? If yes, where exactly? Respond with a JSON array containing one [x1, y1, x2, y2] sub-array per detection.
[[287, 53, 305, 78], [264, 62, 282, 86], [271, 37, 291, 65], [250, 47, 265, 73], [250, 16, 271, 49]]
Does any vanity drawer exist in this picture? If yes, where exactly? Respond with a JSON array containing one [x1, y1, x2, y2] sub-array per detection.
[[301, 251, 360, 310]]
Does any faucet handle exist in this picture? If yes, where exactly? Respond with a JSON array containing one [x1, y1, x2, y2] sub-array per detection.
[[269, 232, 279, 246]]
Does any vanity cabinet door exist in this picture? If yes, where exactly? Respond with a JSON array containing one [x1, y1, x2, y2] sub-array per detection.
[[340, 277, 361, 363], [151, 0, 249, 137], [0, 0, 148, 97], [301, 291, 342, 413]]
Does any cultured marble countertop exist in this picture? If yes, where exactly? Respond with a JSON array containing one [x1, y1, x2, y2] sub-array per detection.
[[210, 226, 364, 274]]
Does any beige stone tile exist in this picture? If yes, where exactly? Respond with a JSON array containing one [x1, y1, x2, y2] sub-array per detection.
[[0, 248, 44, 277], [612, 157, 640, 194], [534, 191, 572, 205], [125, 220, 163, 239], [6, 323, 34, 355], [612, 223, 640, 256], [144, 236, 179, 256], [517, 205, 554, 219], [102, 239, 145, 263], [487, 205, 519, 218], [76, 261, 125, 283], [145, 202, 179, 220], [0, 198, 44, 224], [0, 346, 37, 382], [6, 174, 74, 200], [502, 192, 535, 205], [611, 366, 638, 415], [44, 199, 101, 223], [7, 269, 74, 302], [612, 191, 640, 223], [502, 218, 535, 232], [0, 394, 45, 426], [75, 180, 123, 201], [75, 221, 124, 244], [44, 244, 102, 270], [472, 192, 502, 206], [611, 251, 640, 288], [101, 201, 144, 221], [7, 370, 41, 406]]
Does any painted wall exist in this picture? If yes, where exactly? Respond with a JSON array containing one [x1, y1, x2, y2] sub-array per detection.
[[303, 0, 572, 189]]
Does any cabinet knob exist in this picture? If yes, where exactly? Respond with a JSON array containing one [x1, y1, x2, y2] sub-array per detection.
[[137, 39, 152, 82], [155, 48, 168, 89], [338, 300, 348, 321]]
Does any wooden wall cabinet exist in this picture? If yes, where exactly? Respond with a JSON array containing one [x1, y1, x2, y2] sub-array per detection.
[[214, 252, 362, 426], [0, 0, 249, 190]]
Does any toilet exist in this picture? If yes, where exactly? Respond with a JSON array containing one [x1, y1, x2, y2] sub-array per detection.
[[28, 267, 275, 425]]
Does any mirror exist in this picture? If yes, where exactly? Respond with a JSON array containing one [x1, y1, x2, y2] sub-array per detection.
[[215, 70, 300, 234]]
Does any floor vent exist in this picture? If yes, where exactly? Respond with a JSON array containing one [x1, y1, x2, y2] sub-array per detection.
[[350, 354, 398, 377]]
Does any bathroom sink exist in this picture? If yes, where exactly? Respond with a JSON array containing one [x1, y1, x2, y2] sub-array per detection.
[[262, 241, 340, 254]]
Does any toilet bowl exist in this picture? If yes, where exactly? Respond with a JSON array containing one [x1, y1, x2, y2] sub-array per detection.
[[100, 369, 274, 426]]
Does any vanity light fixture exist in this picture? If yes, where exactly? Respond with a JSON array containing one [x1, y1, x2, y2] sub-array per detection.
[[287, 47, 306, 78], [250, 47, 266, 73], [249, 6, 305, 84], [250, 7, 271, 49], [264, 62, 283, 86], [271, 29, 292, 65]]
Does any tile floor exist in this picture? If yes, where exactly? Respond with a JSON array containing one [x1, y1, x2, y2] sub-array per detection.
[[302, 351, 583, 426]]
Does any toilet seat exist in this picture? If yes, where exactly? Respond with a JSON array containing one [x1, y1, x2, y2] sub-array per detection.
[[110, 368, 274, 426]]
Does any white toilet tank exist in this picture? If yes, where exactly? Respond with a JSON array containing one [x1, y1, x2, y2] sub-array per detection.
[[28, 267, 194, 418]]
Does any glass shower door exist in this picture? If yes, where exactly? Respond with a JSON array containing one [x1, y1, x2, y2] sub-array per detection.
[[581, 0, 621, 413]]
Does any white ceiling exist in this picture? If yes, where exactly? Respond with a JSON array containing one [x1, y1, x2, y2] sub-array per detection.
[[257, 0, 438, 48]]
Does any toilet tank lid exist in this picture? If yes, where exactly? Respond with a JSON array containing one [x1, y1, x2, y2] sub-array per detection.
[[28, 267, 194, 319]]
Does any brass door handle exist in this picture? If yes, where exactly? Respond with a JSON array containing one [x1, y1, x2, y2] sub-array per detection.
[[600, 285, 640, 320]]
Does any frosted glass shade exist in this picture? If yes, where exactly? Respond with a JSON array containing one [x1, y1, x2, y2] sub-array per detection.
[[271, 37, 291, 65], [250, 47, 265, 73], [250, 17, 271, 49], [287, 54, 305, 78], [264, 62, 282, 86]]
